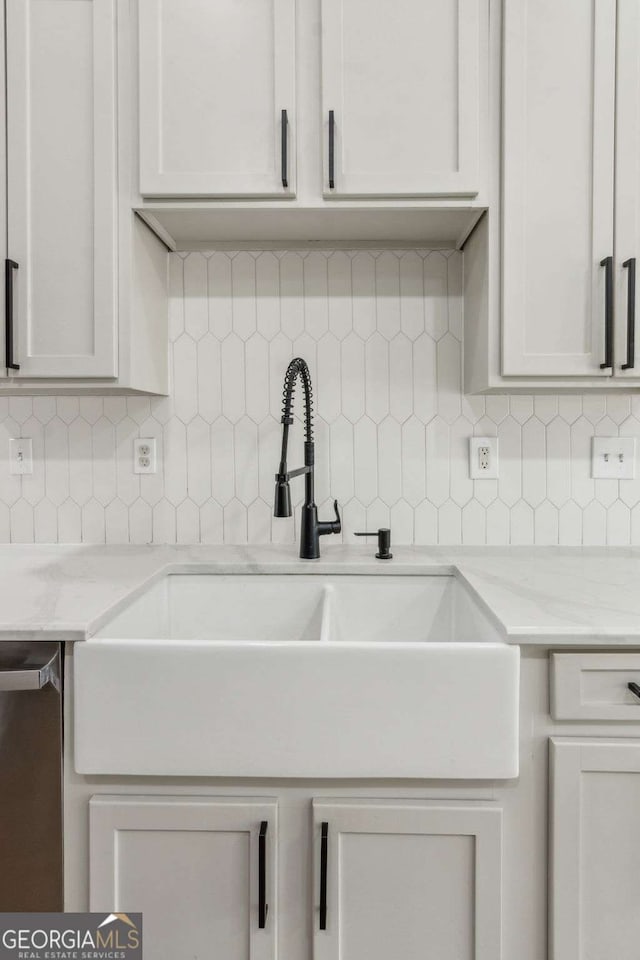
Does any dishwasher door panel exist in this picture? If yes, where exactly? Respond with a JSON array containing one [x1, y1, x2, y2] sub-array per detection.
[[0, 643, 63, 910]]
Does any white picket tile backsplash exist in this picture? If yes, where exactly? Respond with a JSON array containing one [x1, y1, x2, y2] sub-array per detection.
[[1, 248, 640, 544]]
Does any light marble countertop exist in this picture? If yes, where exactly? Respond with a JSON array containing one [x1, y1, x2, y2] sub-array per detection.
[[1, 543, 640, 645]]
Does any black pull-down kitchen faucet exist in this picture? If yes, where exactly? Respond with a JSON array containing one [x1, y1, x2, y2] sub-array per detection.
[[273, 358, 341, 559]]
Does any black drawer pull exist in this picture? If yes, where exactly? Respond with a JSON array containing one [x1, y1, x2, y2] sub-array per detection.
[[600, 255, 613, 369], [259, 820, 268, 928], [628, 682, 640, 700], [281, 109, 288, 189], [5, 259, 19, 370], [319, 821, 328, 930], [622, 258, 636, 370], [328, 112, 335, 190]]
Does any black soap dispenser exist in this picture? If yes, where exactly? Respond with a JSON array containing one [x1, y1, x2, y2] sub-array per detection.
[[354, 528, 392, 560]]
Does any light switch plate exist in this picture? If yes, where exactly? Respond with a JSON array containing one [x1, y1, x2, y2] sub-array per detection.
[[592, 437, 636, 479], [9, 438, 33, 475]]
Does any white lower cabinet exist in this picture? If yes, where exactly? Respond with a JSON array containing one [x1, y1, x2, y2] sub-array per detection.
[[551, 738, 640, 960], [78, 660, 640, 960], [89, 796, 278, 960], [313, 800, 502, 960], [87, 794, 503, 960]]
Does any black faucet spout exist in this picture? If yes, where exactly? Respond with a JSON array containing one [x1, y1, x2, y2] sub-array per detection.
[[273, 358, 341, 559]]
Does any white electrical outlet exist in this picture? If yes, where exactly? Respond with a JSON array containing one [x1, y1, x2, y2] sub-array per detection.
[[134, 438, 157, 474], [592, 437, 636, 479], [9, 438, 33, 475], [469, 437, 499, 479]]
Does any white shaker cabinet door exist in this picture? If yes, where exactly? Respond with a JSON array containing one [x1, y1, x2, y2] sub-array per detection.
[[551, 739, 640, 960], [90, 796, 278, 960], [614, 0, 640, 380], [320, 0, 484, 198], [138, 0, 296, 198], [312, 800, 502, 960], [0, 2, 6, 379], [502, 0, 616, 377], [6, 0, 118, 379]]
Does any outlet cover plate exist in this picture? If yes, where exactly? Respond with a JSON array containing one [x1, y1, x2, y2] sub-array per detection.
[[592, 437, 636, 479], [134, 438, 157, 475], [469, 437, 499, 479]]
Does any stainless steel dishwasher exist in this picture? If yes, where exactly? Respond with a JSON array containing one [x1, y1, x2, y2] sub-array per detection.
[[0, 642, 63, 909]]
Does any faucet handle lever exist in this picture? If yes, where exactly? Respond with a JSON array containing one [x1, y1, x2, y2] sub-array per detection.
[[317, 500, 341, 538]]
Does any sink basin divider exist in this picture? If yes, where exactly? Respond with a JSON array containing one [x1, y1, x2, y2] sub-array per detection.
[[319, 584, 334, 643]]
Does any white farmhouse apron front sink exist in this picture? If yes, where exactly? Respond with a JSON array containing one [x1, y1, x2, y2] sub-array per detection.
[[74, 574, 519, 779]]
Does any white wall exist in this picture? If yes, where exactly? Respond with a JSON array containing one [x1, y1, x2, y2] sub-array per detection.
[[0, 248, 638, 545]]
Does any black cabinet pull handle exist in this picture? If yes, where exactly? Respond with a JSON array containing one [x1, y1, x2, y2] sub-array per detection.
[[281, 109, 288, 189], [5, 259, 19, 371], [600, 255, 613, 369], [628, 682, 640, 700], [328, 111, 335, 189], [319, 821, 328, 930], [259, 820, 268, 929], [622, 258, 636, 370]]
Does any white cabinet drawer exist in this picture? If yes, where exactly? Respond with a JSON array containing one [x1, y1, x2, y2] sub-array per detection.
[[551, 653, 640, 721]]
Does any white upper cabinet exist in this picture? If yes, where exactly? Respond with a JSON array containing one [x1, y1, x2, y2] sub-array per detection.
[[501, 0, 616, 378], [465, 0, 640, 392], [321, 0, 484, 198], [138, 0, 296, 198], [136, 0, 489, 232], [0, 0, 168, 393], [6, 0, 118, 379], [614, 0, 640, 378]]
